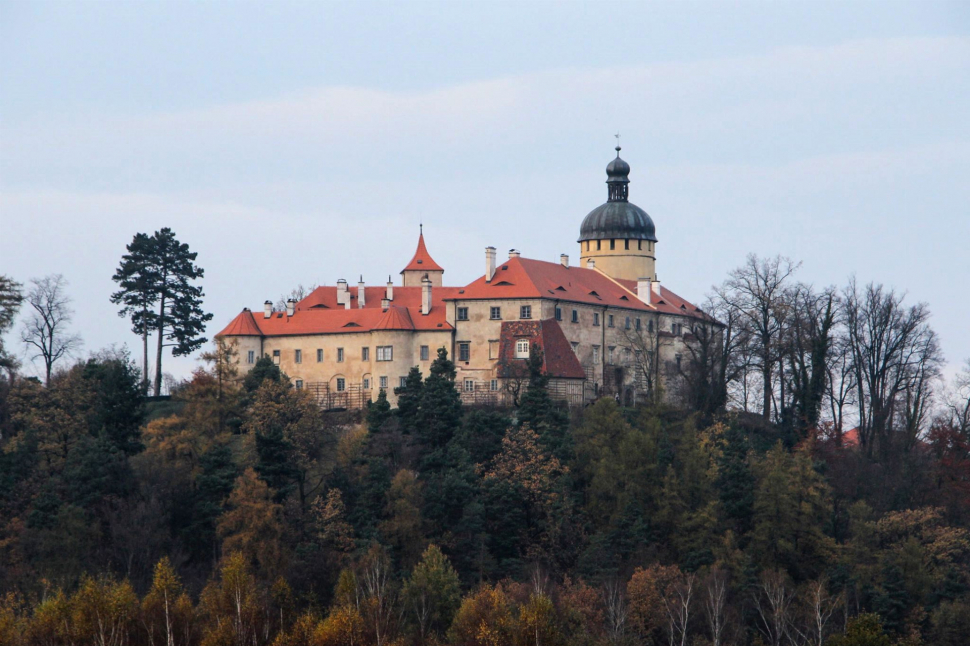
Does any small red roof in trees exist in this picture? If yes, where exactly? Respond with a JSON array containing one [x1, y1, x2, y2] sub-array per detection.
[[498, 319, 586, 380], [401, 232, 444, 273]]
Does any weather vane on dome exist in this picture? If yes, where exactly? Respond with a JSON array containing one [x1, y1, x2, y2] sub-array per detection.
[[614, 132, 621, 154]]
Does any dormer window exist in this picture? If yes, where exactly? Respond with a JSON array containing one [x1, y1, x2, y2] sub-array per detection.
[[515, 339, 530, 359]]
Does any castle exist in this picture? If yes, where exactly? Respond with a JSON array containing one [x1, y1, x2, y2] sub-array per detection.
[[216, 147, 711, 408]]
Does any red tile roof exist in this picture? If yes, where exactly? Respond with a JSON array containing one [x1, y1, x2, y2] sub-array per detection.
[[498, 320, 586, 380], [613, 279, 712, 320], [216, 286, 456, 337], [218, 309, 262, 336], [401, 233, 444, 273]]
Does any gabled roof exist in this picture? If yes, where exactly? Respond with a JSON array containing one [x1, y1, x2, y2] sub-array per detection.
[[498, 319, 586, 380], [217, 309, 262, 336], [401, 232, 444, 273], [374, 306, 415, 331]]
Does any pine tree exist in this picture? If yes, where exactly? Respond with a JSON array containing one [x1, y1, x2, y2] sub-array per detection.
[[416, 348, 462, 448], [395, 366, 423, 434], [517, 346, 571, 460], [367, 388, 392, 433], [716, 423, 755, 536], [110, 232, 159, 390], [0, 275, 23, 373]]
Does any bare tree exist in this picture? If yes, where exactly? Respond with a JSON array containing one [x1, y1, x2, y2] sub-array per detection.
[[360, 546, 396, 646], [602, 577, 627, 645], [660, 571, 695, 646], [752, 570, 794, 646], [791, 578, 842, 646], [943, 359, 970, 436], [716, 254, 800, 421], [703, 567, 730, 646], [824, 329, 857, 443], [618, 313, 674, 405], [275, 283, 318, 311], [782, 284, 837, 436], [843, 279, 942, 455], [21, 275, 82, 383]]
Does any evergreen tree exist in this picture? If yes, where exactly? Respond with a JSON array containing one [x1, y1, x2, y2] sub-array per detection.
[[82, 353, 145, 455], [416, 348, 462, 448], [716, 422, 755, 535], [367, 388, 392, 433], [395, 366, 423, 434], [112, 228, 212, 397], [186, 443, 239, 560], [517, 346, 571, 460], [0, 274, 23, 373], [243, 355, 282, 394]]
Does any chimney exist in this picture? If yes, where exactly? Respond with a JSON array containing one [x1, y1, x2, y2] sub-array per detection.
[[421, 276, 432, 315], [508, 249, 521, 259], [285, 298, 296, 317], [381, 297, 390, 311], [485, 246, 497, 282], [336, 279, 350, 309], [587, 258, 596, 270], [652, 278, 662, 300], [560, 254, 569, 268], [637, 278, 652, 305], [264, 300, 272, 318], [386, 275, 393, 301], [357, 276, 366, 308]]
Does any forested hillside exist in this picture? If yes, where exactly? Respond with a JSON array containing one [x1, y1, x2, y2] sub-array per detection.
[[1, 258, 969, 646]]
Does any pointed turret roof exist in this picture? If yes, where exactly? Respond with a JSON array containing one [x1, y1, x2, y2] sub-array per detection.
[[217, 308, 262, 336], [374, 305, 415, 331], [401, 229, 444, 273]]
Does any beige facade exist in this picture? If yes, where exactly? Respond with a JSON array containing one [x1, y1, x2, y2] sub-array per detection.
[[579, 238, 656, 283]]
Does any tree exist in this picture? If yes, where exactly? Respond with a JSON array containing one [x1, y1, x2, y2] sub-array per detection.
[[715, 254, 799, 420], [395, 366, 423, 434], [113, 228, 212, 397], [367, 388, 392, 433], [403, 544, 461, 643], [825, 613, 892, 646], [416, 348, 462, 448], [142, 557, 194, 646], [111, 232, 159, 389], [783, 283, 837, 437], [0, 275, 23, 374], [217, 469, 286, 580], [21, 275, 81, 384], [517, 346, 570, 460]]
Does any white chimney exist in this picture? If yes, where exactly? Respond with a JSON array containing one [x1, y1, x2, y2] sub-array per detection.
[[587, 258, 596, 269], [421, 276, 432, 315], [560, 254, 569, 268], [264, 301, 273, 318], [336, 279, 350, 309], [357, 276, 366, 308], [485, 246, 497, 282], [652, 278, 662, 300], [285, 298, 296, 317], [381, 297, 390, 311], [508, 249, 521, 259], [637, 278, 652, 305], [386, 275, 394, 301]]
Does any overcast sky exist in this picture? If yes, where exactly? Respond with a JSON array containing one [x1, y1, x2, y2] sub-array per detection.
[[1, 1, 968, 384]]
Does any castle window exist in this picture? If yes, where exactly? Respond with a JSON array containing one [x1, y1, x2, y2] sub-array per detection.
[[489, 340, 499, 359], [515, 339, 530, 359], [295, 349, 302, 364], [625, 317, 631, 330], [593, 312, 600, 326], [376, 346, 393, 361], [272, 350, 280, 365], [638, 240, 643, 250], [635, 318, 641, 331], [520, 305, 532, 319], [586, 241, 590, 251], [571, 342, 579, 355], [336, 378, 346, 392], [362, 347, 369, 361], [464, 379, 475, 393], [555, 306, 562, 321], [247, 350, 254, 364], [317, 349, 323, 362], [490, 379, 499, 391], [379, 376, 388, 389], [295, 379, 303, 390], [459, 342, 470, 362], [363, 377, 371, 390], [676, 355, 682, 370], [337, 348, 344, 362], [608, 315, 614, 328], [490, 306, 501, 320], [571, 309, 579, 323], [596, 240, 601, 251], [625, 240, 630, 250], [400, 376, 408, 389], [610, 239, 615, 250], [608, 346, 615, 364], [420, 345, 430, 361], [457, 307, 469, 321], [593, 346, 600, 363]]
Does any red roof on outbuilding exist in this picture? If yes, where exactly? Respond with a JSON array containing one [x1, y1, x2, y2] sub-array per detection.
[[498, 319, 586, 380]]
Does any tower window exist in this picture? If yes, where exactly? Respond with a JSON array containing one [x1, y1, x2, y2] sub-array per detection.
[[638, 240, 643, 250], [625, 239, 630, 250], [649, 320, 654, 333], [610, 239, 615, 250], [596, 240, 601, 251]]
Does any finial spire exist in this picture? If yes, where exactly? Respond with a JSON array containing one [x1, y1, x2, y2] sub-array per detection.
[[614, 132, 621, 155], [420, 222, 423, 235]]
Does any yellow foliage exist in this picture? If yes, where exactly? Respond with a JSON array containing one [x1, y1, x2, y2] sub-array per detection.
[[313, 604, 364, 646]]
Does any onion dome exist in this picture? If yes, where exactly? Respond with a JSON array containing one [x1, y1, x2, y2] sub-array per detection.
[[578, 146, 657, 243]]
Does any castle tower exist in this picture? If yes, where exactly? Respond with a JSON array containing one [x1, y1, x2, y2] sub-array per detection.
[[400, 226, 444, 287], [578, 146, 658, 282]]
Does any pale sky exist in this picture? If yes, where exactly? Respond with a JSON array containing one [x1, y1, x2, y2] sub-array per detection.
[[1, 1, 968, 384]]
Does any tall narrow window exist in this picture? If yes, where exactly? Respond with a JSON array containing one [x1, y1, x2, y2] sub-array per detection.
[[363, 377, 371, 390], [361, 347, 369, 361], [337, 348, 344, 362], [400, 376, 408, 389], [625, 239, 630, 250], [648, 320, 654, 333], [610, 239, 615, 250], [625, 317, 631, 330], [593, 346, 600, 363], [295, 379, 303, 390], [316, 349, 323, 362], [490, 379, 499, 391], [635, 318, 641, 331], [555, 306, 562, 321], [272, 350, 280, 365], [379, 376, 388, 389], [593, 313, 600, 326], [247, 350, 255, 364], [459, 342, 470, 362], [295, 349, 302, 364], [571, 309, 579, 323], [608, 315, 614, 328], [420, 345, 429, 361], [596, 240, 601, 251], [336, 378, 346, 392]]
